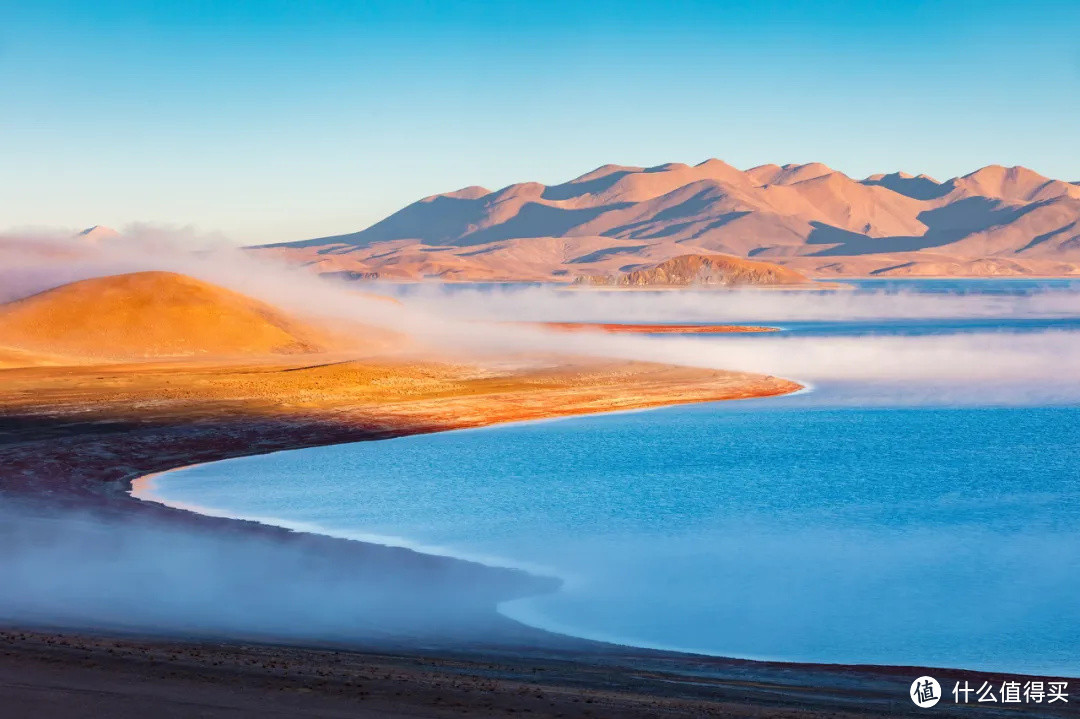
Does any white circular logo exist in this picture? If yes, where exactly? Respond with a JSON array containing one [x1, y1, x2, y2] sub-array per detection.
[[910, 676, 941, 708]]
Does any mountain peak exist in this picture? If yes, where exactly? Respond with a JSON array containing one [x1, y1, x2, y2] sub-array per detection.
[[645, 162, 690, 173], [438, 186, 490, 200], [746, 162, 835, 186], [696, 158, 738, 171], [570, 164, 643, 184], [861, 172, 948, 200], [962, 164, 1044, 181], [76, 225, 121, 244], [951, 164, 1073, 202]]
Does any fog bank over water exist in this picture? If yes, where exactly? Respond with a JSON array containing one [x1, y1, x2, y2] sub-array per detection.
[[0, 501, 540, 642], [371, 282, 1080, 406], [380, 280, 1080, 323], [5, 232, 1080, 407], [555, 330, 1080, 405]]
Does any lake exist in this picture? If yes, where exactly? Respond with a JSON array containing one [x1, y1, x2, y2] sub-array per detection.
[[140, 281, 1080, 676]]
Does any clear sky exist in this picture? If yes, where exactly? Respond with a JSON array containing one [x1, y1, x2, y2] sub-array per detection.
[[2, 1, 1078, 244]]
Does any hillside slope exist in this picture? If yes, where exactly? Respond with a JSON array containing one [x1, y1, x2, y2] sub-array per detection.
[[0, 271, 333, 360]]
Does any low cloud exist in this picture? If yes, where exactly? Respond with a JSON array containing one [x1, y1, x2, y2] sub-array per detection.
[[3, 229, 1079, 406], [0, 501, 543, 642], [378, 281, 1080, 323]]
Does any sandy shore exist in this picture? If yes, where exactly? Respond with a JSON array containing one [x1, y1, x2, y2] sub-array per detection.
[[1, 355, 1065, 717], [533, 321, 780, 334], [560, 280, 852, 291], [0, 354, 797, 496]]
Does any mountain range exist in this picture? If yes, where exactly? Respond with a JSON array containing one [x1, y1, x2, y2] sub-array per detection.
[[251, 161, 1080, 280]]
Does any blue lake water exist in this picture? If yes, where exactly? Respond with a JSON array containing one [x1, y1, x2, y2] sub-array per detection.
[[734, 317, 1080, 337], [144, 283, 1080, 676], [839, 277, 1080, 294], [379, 277, 1080, 297]]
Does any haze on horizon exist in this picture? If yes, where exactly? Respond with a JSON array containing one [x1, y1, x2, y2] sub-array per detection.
[[2, 0, 1078, 245]]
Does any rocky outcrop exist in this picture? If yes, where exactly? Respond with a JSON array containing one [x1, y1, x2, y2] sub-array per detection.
[[574, 254, 809, 287]]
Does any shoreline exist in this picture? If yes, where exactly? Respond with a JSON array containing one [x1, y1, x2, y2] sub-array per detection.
[[124, 383, 1062, 681], [0, 354, 799, 618], [532, 321, 780, 333], [3, 355, 1072, 716], [126, 390, 823, 591], [559, 281, 851, 291], [131, 455, 566, 578]]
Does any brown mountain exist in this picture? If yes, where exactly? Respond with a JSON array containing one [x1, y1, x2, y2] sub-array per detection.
[[575, 254, 809, 287], [0, 271, 360, 361], [250, 161, 1080, 280]]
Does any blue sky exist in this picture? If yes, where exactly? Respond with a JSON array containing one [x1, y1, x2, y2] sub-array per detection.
[[2, 1, 1077, 244]]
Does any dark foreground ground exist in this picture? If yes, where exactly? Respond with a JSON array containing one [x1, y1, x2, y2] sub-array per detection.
[[3, 628, 1077, 719]]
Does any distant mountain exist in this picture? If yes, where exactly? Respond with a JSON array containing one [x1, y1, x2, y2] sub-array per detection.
[[77, 225, 122, 244], [575, 254, 809, 287], [250, 161, 1080, 280]]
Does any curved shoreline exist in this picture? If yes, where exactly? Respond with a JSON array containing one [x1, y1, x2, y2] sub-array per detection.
[[131, 453, 567, 578], [124, 383, 1073, 679], [1, 355, 800, 641], [112, 367, 804, 655], [6, 357, 1078, 716], [125, 385, 871, 672], [530, 322, 781, 334], [128, 394, 812, 631]]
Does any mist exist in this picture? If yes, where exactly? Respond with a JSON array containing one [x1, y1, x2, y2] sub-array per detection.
[[371, 283, 1080, 405], [0, 227, 449, 347], [4, 228, 1080, 406], [376, 280, 1080, 323], [0, 500, 547, 644], [515, 329, 1080, 404]]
